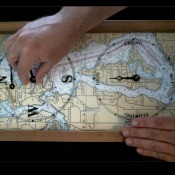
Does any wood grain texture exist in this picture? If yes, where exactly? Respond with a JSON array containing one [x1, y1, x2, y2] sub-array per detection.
[[90, 20, 175, 32], [0, 131, 124, 142], [0, 20, 175, 33], [0, 21, 27, 33]]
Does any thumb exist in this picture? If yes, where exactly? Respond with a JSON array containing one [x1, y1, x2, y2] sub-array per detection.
[[35, 62, 54, 83]]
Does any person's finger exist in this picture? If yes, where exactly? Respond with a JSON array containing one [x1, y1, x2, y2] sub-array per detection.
[[136, 148, 175, 162], [3, 31, 21, 52], [131, 117, 175, 130], [35, 62, 54, 84], [8, 59, 18, 71], [122, 128, 175, 145], [125, 137, 175, 156], [17, 48, 37, 85], [6, 33, 22, 70], [6, 42, 21, 70]]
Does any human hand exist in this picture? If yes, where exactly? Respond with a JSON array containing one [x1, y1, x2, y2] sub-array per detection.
[[4, 7, 126, 85], [4, 14, 80, 85], [3, 7, 126, 85], [122, 117, 175, 162]]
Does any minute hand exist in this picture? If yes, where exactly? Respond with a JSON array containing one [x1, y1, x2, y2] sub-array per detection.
[[9, 66, 15, 89], [110, 75, 140, 82]]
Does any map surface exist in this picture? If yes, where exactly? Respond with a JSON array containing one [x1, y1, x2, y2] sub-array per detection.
[[0, 33, 175, 131]]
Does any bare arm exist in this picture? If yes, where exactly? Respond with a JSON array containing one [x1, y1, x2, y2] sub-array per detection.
[[58, 7, 126, 34], [4, 6, 126, 85]]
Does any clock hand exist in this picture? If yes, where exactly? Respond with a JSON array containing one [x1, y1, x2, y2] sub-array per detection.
[[132, 74, 140, 81], [9, 66, 15, 89], [109, 76, 123, 81], [110, 74, 140, 82], [30, 70, 36, 83], [122, 75, 140, 81]]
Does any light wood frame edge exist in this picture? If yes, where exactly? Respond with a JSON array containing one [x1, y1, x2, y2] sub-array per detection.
[[0, 131, 124, 142]]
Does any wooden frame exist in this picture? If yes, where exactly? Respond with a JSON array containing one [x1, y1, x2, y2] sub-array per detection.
[[1, 20, 175, 33], [0, 20, 175, 142]]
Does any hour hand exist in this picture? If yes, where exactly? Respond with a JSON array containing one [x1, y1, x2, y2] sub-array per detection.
[[9, 66, 15, 89], [30, 70, 36, 83], [109, 76, 123, 81]]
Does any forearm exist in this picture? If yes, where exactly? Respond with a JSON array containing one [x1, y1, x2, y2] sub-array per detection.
[[57, 6, 126, 37]]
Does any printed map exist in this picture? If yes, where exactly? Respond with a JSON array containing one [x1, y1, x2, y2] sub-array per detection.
[[0, 33, 175, 131]]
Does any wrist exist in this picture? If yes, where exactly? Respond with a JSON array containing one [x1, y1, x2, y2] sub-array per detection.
[[54, 8, 86, 39], [55, 6, 126, 36]]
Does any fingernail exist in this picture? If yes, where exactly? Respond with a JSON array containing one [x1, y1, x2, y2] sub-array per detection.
[[36, 80, 42, 85], [19, 76, 28, 86], [36, 83, 41, 86], [137, 148, 143, 153], [125, 139, 132, 145], [25, 82, 30, 86], [36, 77, 42, 84], [131, 120, 138, 126], [122, 129, 130, 137], [22, 79, 28, 86], [24, 80, 29, 86]]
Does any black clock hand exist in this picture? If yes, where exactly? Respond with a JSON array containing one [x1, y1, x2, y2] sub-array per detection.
[[109, 76, 123, 81], [110, 74, 140, 82], [30, 70, 36, 83], [9, 66, 15, 89], [132, 74, 140, 81]]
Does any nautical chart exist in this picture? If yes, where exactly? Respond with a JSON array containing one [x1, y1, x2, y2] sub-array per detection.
[[0, 33, 175, 131]]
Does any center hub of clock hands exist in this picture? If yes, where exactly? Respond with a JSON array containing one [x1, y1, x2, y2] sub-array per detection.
[[110, 74, 140, 82]]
